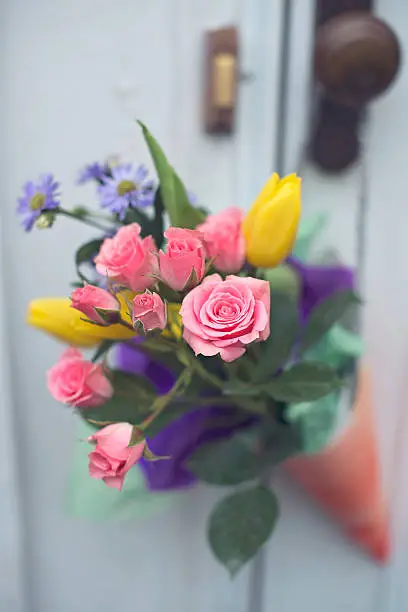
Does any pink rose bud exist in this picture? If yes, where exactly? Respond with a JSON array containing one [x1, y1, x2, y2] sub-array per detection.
[[87, 423, 145, 491], [132, 290, 167, 331], [198, 206, 246, 273], [159, 227, 205, 292], [94, 223, 158, 292], [71, 284, 120, 325], [46, 347, 113, 408], [180, 274, 270, 363]]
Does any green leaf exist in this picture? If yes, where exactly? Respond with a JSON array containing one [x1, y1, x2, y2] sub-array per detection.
[[223, 354, 257, 384], [259, 418, 302, 463], [188, 430, 264, 486], [300, 290, 360, 352], [82, 370, 156, 427], [208, 486, 279, 577], [292, 212, 328, 261], [143, 338, 177, 353], [261, 264, 300, 300], [128, 426, 144, 446], [110, 370, 156, 395], [142, 445, 169, 461], [255, 292, 299, 381], [222, 353, 257, 384], [219, 388, 267, 415], [151, 187, 165, 248], [286, 391, 340, 454], [156, 281, 180, 303], [312, 247, 342, 267], [91, 340, 116, 363], [189, 421, 300, 485], [124, 189, 165, 246], [123, 207, 152, 233], [137, 121, 205, 229], [265, 362, 342, 403], [327, 324, 364, 360], [223, 360, 261, 396], [173, 174, 206, 228], [223, 383, 260, 397], [75, 238, 104, 282], [305, 324, 364, 371], [133, 343, 184, 378]]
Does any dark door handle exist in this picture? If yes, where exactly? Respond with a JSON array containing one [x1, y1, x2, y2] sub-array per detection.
[[310, 10, 401, 172], [315, 11, 401, 108]]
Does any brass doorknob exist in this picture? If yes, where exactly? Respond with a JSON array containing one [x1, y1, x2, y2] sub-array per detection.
[[315, 11, 401, 107]]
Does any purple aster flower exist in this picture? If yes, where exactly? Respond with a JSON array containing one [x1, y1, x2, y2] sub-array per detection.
[[17, 174, 60, 231], [77, 162, 109, 185], [98, 164, 154, 220], [188, 191, 198, 205]]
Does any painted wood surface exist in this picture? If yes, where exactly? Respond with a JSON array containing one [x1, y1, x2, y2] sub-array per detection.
[[261, 2, 408, 611], [2, 0, 408, 610], [363, 3, 408, 610], [1, 0, 283, 610]]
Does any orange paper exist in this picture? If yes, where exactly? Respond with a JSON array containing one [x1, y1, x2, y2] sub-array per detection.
[[284, 369, 389, 562]]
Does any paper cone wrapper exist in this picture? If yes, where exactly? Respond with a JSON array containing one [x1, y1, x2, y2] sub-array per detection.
[[284, 369, 390, 563]]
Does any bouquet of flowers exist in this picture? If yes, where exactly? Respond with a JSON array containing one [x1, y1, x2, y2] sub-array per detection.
[[21, 122, 389, 575]]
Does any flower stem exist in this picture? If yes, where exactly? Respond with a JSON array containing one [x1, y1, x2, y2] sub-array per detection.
[[193, 396, 233, 407], [118, 317, 135, 331], [141, 368, 191, 430], [58, 207, 113, 232], [192, 359, 224, 390], [85, 210, 119, 223], [85, 418, 115, 427]]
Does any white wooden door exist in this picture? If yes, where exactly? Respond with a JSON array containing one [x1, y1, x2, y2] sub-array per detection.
[[2, 0, 408, 611], [260, 2, 408, 611], [1, 1, 286, 611]]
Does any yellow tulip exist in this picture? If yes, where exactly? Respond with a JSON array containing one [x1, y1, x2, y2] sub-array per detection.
[[242, 172, 301, 268], [27, 297, 136, 347], [27, 294, 183, 347]]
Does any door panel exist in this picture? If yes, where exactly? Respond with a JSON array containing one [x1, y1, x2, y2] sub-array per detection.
[[364, 3, 408, 610], [1, 0, 284, 610], [263, 165, 383, 612], [261, 0, 408, 610], [0, 227, 25, 612]]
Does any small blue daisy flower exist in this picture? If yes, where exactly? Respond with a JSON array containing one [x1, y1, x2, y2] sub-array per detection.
[[98, 164, 154, 220], [17, 174, 60, 231], [77, 162, 109, 185], [188, 191, 198, 206]]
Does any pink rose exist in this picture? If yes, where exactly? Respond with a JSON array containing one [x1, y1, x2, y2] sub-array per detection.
[[180, 274, 270, 362], [198, 207, 246, 273], [132, 290, 167, 331], [159, 227, 205, 291], [47, 347, 113, 408], [88, 423, 145, 491], [94, 223, 157, 292], [71, 284, 120, 325]]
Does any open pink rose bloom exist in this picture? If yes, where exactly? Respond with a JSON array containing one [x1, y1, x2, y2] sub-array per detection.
[[180, 274, 270, 362]]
